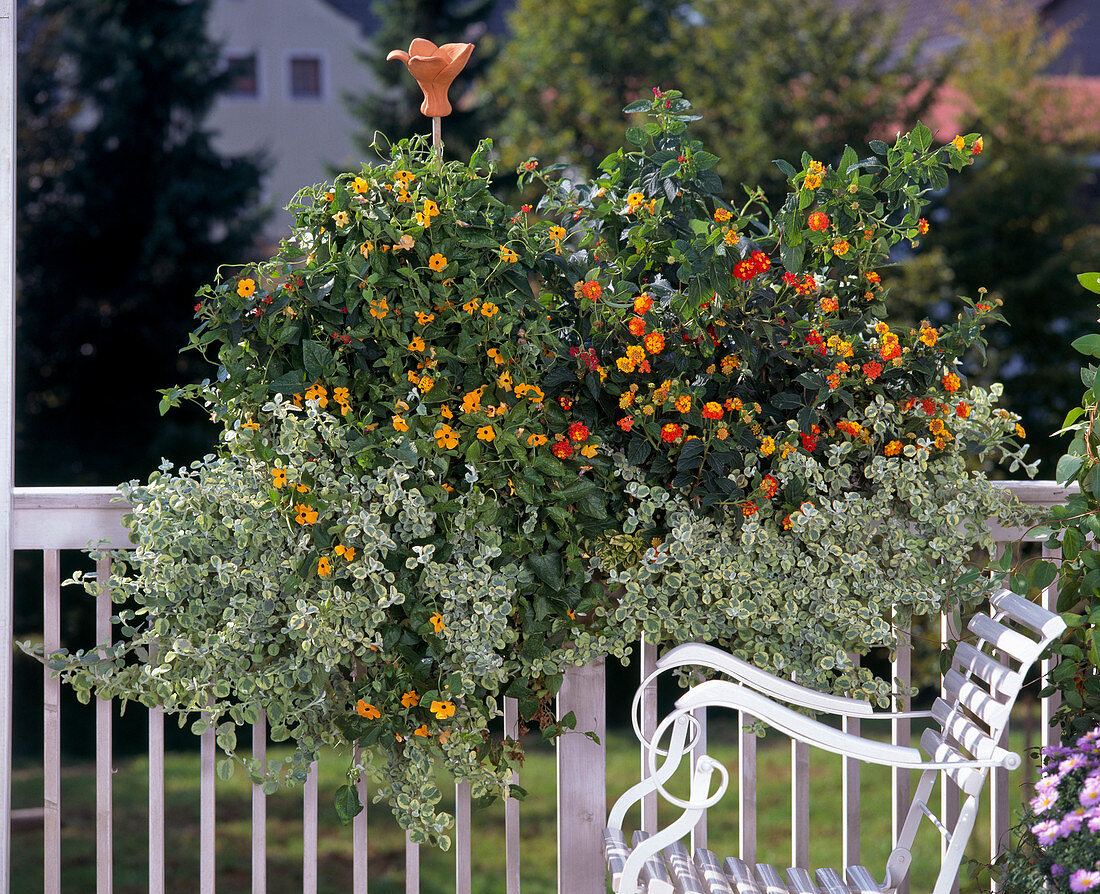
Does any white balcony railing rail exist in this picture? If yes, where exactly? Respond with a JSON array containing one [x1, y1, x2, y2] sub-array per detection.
[[1, 480, 1077, 893]]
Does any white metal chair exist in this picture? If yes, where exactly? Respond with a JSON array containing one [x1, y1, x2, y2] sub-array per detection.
[[604, 588, 1066, 894]]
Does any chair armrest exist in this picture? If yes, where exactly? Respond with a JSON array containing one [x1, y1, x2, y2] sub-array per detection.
[[675, 680, 1017, 770], [658, 643, 875, 717]]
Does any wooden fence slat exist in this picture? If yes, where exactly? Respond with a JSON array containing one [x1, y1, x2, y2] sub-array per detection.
[[842, 654, 860, 869], [95, 556, 113, 894], [640, 639, 658, 834], [405, 831, 419, 894], [304, 761, 318, 894], [455, 781, 471, 894], [556, 657, 606, 894], [148, 704, 165, 894], [791, 740, 810, 869], [352, 750, 369, 894], [200, 724, 216, 893], [739, 711, 756, 866], [252, 714, 266, 894], [504, 697, 521, 894], [43, 550, 60, 894]]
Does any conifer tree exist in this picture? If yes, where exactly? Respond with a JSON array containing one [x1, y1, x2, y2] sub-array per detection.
[[16, 0, 266, 484]]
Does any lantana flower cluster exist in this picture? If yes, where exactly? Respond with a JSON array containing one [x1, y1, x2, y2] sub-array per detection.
[[1003, 727, 1100, 892]]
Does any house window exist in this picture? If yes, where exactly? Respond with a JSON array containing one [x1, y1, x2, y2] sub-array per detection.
[[289, 56, 323, 99], [225, 53, 259, 98]]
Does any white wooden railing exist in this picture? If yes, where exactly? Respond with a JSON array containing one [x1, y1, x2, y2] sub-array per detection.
[[1, 480, 1074, 893]]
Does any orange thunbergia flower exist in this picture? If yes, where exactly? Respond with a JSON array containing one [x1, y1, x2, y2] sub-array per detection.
[[547, 226, 566, 242], [413, 724, 429, 737], [430, 700, 456, 720], [392, 414, 409, 432], [369, 297, 388, 319], [579, 444, 598, 459], [355, 700, 381, 720], [416, 311, 435, 325], [294, 504, 318, 525], [334, 544, 357, 561], [429, 612, 445, 633], [317, 557, 332, 577], [423, 199, 439, 217], [294, 482, 309, 493], [497, 371, 513, 391], [461, 389, 483, 414], [486, 348, 505, 365], [401, 690, 420, 708], [434, 424, 458, 449], [408, 335, 426, 352], [499, 246, 518, 263], [352, 176, 370, 194], [476, 425, 496, 442], [237, 278, 256, 297], [305, 384, 328, 407], [271, 468, 287, 488], [428, 253, 448, 271], [480, 302, 499, 317], [526, 433, 548, 447], [462, 298, 479, 314], [418, 376, 435, 393], [634, 294, 653, 315], [333, 211, 350, 227], [395, 234, 416, 251]]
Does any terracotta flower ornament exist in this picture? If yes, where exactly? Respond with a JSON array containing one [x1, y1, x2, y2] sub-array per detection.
[[387, 39, 474, 119]]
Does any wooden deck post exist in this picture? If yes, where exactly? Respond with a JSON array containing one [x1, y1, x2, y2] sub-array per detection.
[[557, 657, 606, 894]]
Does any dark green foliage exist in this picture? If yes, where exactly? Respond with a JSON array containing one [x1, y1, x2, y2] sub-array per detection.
[[16, 0, 266, 484], [345, 0, 498, 164]]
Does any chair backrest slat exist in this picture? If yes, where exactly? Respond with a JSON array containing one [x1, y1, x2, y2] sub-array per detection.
[[930, 699, 1005, 763], [919, 729, 989, 796], [951, 641, 1020, 700], [941, 669, 1011, 733], [966, 613, 1043, 666], [990, 588, 1065, 638]]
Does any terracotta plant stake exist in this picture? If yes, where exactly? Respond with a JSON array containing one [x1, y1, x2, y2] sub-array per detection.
[[387, 38, 474, 152]]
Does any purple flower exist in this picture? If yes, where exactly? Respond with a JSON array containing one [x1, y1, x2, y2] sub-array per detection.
[[1080, 784, 1100, 809], [1054, 864, 1067, 877], [1087, 812, 1100, 833], [1059, 809, 1087, 836], [1070, 869, 1100, 892], [1037, 773, 1063, 793], [1033, 819, 1061, 846], [1061, 755, 1086, 774], [1033, 790, 1059, 813]]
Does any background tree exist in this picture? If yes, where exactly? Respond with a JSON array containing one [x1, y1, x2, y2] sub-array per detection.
[[485, 0, 943, 198], [16, 0, 267, 485], [345, 0, 499, 164], [886, 0, 1100, 477]]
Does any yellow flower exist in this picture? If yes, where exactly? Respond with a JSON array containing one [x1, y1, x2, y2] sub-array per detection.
[[476, 425, 496, 442], [408, 335, 426, 352], [547, 226, 566, 242], [271, 468, 287, 488], [831, 240, 850, 256], [1016, 424, 1026, 438], [481, 302, 499, 318], [461, 389, 484, 414], [675, 395, 691, 413], [441, 405, 453, 420], [305, 384, 328, 407], [486, 347, 504, 365], [414, 211, 431, 227], [760, 436, 776, 457], [334, 544, 356, 561], [499, 246, 519, 263], [724, 229, 740, 246], [418, 376, 434, 394], [369, 297, 388, 319], [333, 211, 350, 227], [413, 724, 429, 737], [497, 371, 513, 391], [352, 176, 370, 194], [237, 278, 256, 298], [616, 357, 636, 374], [416, 311, 435, 325], [401, 690, 420, 708], [919, 325, 938, 347], [430, 700, 456, 720], [392, 414, 409, 432], [434, 424, 458, 449], [317, 557, 332, 577], [294, 482, 309, 494], [526, 433, 548, 447], [714, 208, 732, 223], [804, 173, 822, 190], [580, 444, 598, 459], [394, 170, 416, 185], [355, 700, 381, 720], [951, 135, 966, 151], [423, 199, 439, 217], [429, 253, 448, 271], [429, 612, 445, 633], [294, 503, 318, 525], [808, 160, 825, 175]]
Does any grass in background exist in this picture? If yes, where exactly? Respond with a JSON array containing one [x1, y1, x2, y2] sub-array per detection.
[[11, 719, 1033, 893]]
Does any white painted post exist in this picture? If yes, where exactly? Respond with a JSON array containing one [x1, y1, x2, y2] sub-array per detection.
[[43, 551, 60, 894], [739, 712, 756, 866], [1040, 544, 1061, 747], [304, 762, 318, 894], [200, 725, 216, 892], [504, 697, 521, 894], [352, 748, 369, 894], [842, 654, 860, 869], [0, 2, 15, 890], [556, 657, 606, 894], [455, 781, 471, 894], [892, 619, 911, 894], [252, 715, 266, 894], [640, 640, 658, 834], [149, 704, 165, 894], [941, 611, 960, 894], [405, 831, 419, 894], [95, 557, 113, 894]]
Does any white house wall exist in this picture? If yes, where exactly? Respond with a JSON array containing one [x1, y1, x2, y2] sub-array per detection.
[[206, 0, 376, 242]]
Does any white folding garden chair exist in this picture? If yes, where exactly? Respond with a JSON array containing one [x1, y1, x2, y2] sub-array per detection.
[[604, 588, 1066, 894]]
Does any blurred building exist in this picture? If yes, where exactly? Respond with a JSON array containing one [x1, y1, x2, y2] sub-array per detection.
[[205, 0, 379, 242]]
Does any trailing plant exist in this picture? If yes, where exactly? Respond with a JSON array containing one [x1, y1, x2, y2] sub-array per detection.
[[1007, 271, 1100, 739], [28, 93, 1034, 845]]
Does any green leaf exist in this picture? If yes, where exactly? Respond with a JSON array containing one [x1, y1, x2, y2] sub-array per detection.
[[912, 122, 933, 152], [269, 369, 308, 395], [1056, 454, 1085, 486], [1063, 526, 1084, 562], [1070, 334, 1100, 357], [528, 552, 564, 590], [1027, 560, 1057, 591], [217, 758, 236, 781], [1078, 272, 1100, 294], [625, 127, 647, 147], [302, 340, 329, 379], [773, 159, 797, 179], [868, 140, 889, 156], [334, 784, 364, 823]]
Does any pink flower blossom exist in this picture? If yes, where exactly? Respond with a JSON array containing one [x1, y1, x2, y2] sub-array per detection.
[[1070, 870, 1100, 892], [1032, 819, 1060, 846]]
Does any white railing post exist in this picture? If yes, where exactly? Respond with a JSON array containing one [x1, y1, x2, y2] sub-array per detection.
[[0, 1, 16, 890], [557, 656, 606, 894]]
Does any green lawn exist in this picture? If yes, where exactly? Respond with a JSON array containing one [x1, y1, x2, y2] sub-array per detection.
[[12, 720, 1030, 893]]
